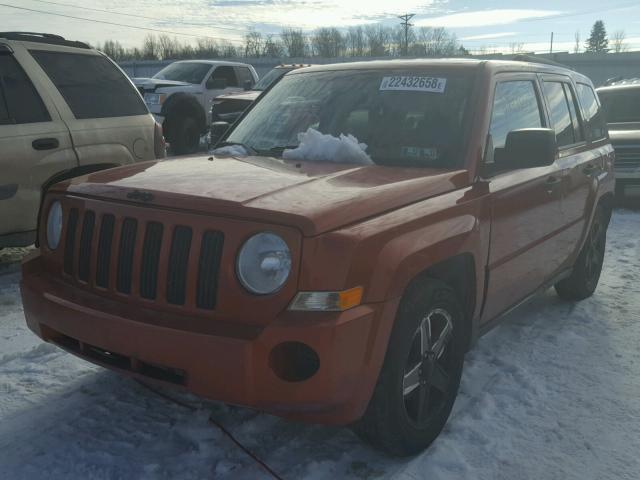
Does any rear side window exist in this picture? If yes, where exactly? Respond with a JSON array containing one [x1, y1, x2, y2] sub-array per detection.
[[0, 55, 50, 124], [577, 84, 606, 140], [543, 81, 577, 148], [564, 84, 584, 143], [489, 80, 543, 156], [30, 51, 147, 119], [209, 66, 239, 88], [235, 67, 255, 88]]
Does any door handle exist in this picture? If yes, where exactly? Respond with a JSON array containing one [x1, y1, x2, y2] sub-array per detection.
[[582, 164, 598, 176], [545, 175, 561, 193], [32, 138, 59, 151]]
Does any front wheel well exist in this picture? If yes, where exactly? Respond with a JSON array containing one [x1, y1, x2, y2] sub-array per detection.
[[400, 253, 476, 352]]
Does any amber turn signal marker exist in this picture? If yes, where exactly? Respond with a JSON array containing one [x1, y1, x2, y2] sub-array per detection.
[[338, 286, 363, 310], [288, 286, 364, 312]]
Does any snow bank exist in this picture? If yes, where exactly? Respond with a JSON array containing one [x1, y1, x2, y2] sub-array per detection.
[[283, 128, 373, 165], [210, 144, 249, 157]]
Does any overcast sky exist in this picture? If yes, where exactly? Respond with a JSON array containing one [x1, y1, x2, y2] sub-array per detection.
[[3, 0, 640, 53]]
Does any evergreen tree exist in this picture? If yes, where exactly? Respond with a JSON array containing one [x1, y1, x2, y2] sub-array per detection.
[[585, 20, 609, 53]]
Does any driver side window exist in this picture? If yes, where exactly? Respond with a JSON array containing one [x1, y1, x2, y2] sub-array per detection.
[[488, 80, 544, 168]]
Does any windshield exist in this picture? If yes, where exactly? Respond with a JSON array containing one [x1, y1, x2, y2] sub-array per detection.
[[599, 89, 640, 123], [226, 70, 474, 168], [152, 62, 211, 84], [253, 68, 290, 91]]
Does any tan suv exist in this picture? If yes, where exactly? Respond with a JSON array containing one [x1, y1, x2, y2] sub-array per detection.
[[0, 32, 164, 248]]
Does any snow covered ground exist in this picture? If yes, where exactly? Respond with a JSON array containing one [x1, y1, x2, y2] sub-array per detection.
[[0, 207, 638, 480]]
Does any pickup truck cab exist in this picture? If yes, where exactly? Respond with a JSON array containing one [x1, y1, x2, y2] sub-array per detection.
[[21, 59, 615, 456], [597, 79, 640, 196], [133, 60, 258, 155]]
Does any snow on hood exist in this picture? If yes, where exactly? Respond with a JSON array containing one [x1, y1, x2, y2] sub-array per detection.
[[282, 128, 374, 165], [210, 145, 249, 157]]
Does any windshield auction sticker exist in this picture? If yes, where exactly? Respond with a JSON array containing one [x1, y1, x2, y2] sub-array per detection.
[[380, 76, 447, 93]]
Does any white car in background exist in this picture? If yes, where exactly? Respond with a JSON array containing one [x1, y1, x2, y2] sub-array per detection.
[[133, 60, 258, 154]]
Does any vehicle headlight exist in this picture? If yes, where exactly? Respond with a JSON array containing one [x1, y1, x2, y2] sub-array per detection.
[[237, 232, 291, 294], [46, 201, 63, 250], [144, 93, 166, 105]]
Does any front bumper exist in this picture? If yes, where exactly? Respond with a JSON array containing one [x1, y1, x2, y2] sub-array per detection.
[[21, 252, 397, 425]]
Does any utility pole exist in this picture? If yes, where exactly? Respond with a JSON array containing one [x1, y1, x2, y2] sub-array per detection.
[[550, 32, 554, 54], [398, 13, 415, 56]]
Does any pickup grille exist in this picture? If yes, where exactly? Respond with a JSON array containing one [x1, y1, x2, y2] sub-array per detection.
[[64, 208, 224, 310], [613, 144, 640, 169]]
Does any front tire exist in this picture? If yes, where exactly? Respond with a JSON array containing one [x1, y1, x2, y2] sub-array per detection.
[[555, 205, 607, 300], [353, 279, 465, 456], [170, 116, 200, 155]]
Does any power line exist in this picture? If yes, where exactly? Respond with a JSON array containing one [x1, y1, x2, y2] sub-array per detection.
[[0, 3, 245, 44], [26, 0, 248, 33]]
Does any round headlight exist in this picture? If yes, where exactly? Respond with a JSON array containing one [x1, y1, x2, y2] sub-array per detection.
[[46, 201, 63, 250], [237, 232, 291, 295]]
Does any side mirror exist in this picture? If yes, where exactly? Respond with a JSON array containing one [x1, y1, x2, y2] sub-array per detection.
[[243, 79, 253, 91], [501, 128, 557, 169], [210, 121, 230, 144], [208, 78, 227, 90]]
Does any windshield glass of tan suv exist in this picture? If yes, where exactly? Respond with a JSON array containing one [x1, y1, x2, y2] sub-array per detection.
[[599, 89, 640, 123], [226, 70, 474, 168]]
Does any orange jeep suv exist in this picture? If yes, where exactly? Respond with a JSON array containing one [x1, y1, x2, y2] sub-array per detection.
[[21, 59, 615, 456]]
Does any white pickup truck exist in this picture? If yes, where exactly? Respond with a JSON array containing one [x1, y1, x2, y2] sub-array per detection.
[[134, 60, 258, 154]]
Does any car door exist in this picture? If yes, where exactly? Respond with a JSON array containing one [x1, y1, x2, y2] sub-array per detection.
[[537, 77, 596, 263], [204, 66, 242, 123], [26, 44, 156, 168], [481, 75, 567, 322], [0, 46, 77, 246]]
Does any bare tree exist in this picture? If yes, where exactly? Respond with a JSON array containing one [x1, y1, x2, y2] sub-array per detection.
[[574, 31, 581, 54], [157, 35, 180, 60], [346, 26, 366, 57], [263, 34, 284, 57], [244, 29, 263, 57], [365, 24, 389, 57], [509, 42, 524, 54], [612, 30, 627, 53], [142, 34, 159, 60], [281, 28, 307, 57], [312, 27, 345, 57]]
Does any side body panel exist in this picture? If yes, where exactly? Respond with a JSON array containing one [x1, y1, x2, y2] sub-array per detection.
[[0, 42, 77, 243]]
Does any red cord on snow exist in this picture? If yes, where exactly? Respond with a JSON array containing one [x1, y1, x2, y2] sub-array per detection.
[[135, 380, 285, 480]]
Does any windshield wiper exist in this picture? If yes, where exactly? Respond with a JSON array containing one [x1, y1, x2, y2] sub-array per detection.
[[258, 145, 298, 157]]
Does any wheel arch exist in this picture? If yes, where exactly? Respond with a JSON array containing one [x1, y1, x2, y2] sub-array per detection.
[[399, 253, 477, 352]]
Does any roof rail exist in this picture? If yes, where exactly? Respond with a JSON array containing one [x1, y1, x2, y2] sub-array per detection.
[[511, 54, 572, 69], [604, 76, 640, 86], [0, 32, 90, 49]]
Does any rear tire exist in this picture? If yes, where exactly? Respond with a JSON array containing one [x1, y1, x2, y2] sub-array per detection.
[[555, 205, 607, 300], [353, 279, 465, 456], [170, 116, 200, 155]]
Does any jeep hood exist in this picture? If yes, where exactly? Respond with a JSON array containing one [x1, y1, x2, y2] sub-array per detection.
[[56, 156, 469, 236]]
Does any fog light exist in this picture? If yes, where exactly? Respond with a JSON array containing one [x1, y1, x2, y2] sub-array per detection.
[[269, 342, 319, 382]]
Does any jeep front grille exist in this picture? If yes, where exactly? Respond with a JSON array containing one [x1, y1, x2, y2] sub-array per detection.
[[64, 208, 224, 310]]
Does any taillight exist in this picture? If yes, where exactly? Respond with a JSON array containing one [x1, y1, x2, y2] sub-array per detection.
[[154, 121, 166, 159]]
